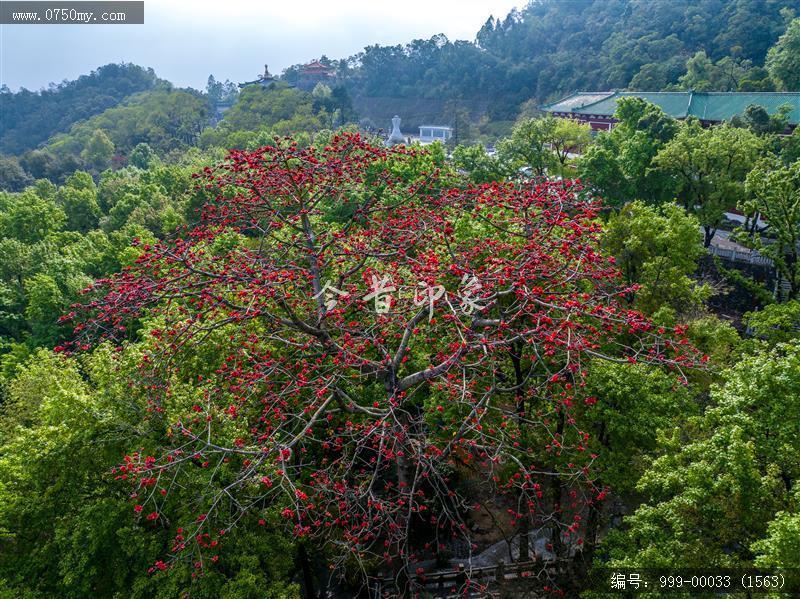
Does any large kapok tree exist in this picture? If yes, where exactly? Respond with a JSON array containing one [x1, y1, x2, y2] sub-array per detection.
[[65, 133, 700, 595]]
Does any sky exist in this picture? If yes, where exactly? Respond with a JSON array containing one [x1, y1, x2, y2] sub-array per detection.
[[0, 0, 522, 91]]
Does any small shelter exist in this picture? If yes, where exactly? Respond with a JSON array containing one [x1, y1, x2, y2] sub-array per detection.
[[419, 125, 453, 143]]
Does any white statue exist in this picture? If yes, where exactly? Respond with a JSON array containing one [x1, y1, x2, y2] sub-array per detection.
[[386, 115, 405, 146]]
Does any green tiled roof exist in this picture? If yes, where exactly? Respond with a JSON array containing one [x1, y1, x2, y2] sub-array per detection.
[[541, 91, 800, 126]]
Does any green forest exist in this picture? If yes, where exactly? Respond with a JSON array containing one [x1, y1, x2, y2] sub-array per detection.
[[2, 1, 800, 597]]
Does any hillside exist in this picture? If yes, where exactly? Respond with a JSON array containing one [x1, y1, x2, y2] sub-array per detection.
[[334, 0, 799, 125], [0, 63, 164, 155], [1, 0, 799, 188], [2, 0, 798, 160]]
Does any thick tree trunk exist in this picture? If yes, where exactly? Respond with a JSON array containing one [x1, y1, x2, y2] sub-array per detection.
[[582, 424, 609, 564], [510, 343, 530, 561], [518, 514, 530, 562], [787, 251, 798, 301], [510, 343, 526, 420], [583, 496, 601, 563], [549, 408, 565, 559], [298, 544, 317, 599], [390, 376, 415, 597], [748, 212, 760, 238]]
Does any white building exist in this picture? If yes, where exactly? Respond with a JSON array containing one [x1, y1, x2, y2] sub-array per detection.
[[418, 125, 453, 144]]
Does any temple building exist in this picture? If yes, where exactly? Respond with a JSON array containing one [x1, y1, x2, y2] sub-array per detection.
[[239, 65, 280, 89], [540, 91, 800, 132], [296, 60, 335, 90]]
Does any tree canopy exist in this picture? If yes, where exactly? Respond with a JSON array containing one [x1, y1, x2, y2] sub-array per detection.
[[65, 134, 699, 593], [0, 63, 162, 155]]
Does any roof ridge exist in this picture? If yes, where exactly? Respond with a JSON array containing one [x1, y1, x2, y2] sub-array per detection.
[[573, 91, 617, 110], [537, 90, 614, 112], [619, 90, 690, 95], [700, 91, 800, 95], [542, 91, 800, 126], [569, 90, 800, 95]]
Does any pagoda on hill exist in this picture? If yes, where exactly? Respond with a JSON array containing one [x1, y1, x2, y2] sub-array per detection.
[[239, 64, 280, 89], [297, 60, 335, 90]]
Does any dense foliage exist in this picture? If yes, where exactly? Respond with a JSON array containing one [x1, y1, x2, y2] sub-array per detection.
[[0, 157, 211, 374], [2, 1, 800, 596], [47, 89, 211, 157], [62, 134, 701, 594], [0, 63, 163, 155], [331, 0, 800, 122], [1, 108, 799, 595]]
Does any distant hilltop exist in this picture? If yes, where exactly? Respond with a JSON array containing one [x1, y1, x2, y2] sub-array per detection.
[[240, 60, 336, 92]]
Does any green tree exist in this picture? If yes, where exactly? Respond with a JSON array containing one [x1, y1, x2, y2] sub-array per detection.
[[0, 155, 33, 192], [603, 426, 776, 570], [22, 273, 63, 346], [652, 121, 765, 247], [19, 149, 57, 180], [553, 359, 697, 562], [496, 117, 553, 178], [744, 301, 800, 343], [602, 201, 708, 316], [0, 63, 160, 155], [81, 128, 115, 172], [330, 86, 357, 124], [450, 144, 507, 184], [782, 123, 800, 163], [629, 61, 678, 90], [19, 148, 82, 184], [578, 98, 678, 206], [577, 141, 632, 204], [601, 342, 800, 572], [498, 115, 590, 178], [220, 84, 317, 133], [0, 190, 66, 243], [129, 142, 157, 170], [679, 50, 755, 91], [753, 508, 800, 570], [48, 90, 210, 158], [730, 103, 792, 135], [57, 171, 101, 233], [738, 159, 800, 300], [0, 347, 299, 598], [546, 115, 593, 174], [584, 360, 694, 496], [446, 104, 476, 147], [205, 74, 238, 108], [766, 18, 800, 90], [737, 66, 776, 91], [678, 50, 715, 89]]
